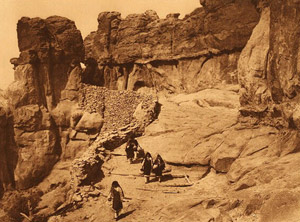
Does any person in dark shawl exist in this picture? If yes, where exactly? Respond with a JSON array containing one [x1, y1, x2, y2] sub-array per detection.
[[152, 154, 166, 182], [141, 152, 153, 183], [108, 181, 124, 220], [125, 137, 135, 164]]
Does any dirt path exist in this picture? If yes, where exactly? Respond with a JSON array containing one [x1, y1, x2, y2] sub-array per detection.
[[95, 146, 202, 221], [54, 143, 207, 222]]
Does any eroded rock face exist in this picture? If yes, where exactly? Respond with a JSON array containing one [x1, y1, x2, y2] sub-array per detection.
[[238, 0, 300, 129], [238, 8, 271, 114], [0, 97, 14, 197], [84, 1, 259, 93], [5, 16, 85, 189], [14, 16, 84, 110]]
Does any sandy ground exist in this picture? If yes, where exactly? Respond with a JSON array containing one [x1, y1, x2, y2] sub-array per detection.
[[54, 146, 209, 222]]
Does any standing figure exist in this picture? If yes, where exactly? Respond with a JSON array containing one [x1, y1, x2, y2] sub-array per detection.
[[141, 152, 153, 184], [152, 154, 166, 182], [125, 137, 135, 164], [108, 181, 124, 220]]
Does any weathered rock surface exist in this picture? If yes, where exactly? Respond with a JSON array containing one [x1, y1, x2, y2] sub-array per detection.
[[14, 16, 84, 110], [238, 7, 271, 114], [0, 95, 14, 198], [3, 1, 300, 222], [138, 87, 240, 165], [238, 0, 300, 131], [86, 1, 258, 63], [75, 112, 103, 131], [4, 16, 85, 189], [83, 0, 259, 93]]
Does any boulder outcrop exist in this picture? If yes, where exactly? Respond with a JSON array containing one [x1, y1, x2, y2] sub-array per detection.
[[13, 16, 84, 110], [83, 0, 259, 93], [238, 0, 300, 129], [5, 16, 85, 189]]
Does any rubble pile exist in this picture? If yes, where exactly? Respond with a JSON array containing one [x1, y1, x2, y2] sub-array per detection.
[[79, 84, 105, 115], [79, 84, 155, 132]]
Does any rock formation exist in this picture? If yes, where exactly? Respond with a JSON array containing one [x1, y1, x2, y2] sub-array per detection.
[[0, 93, 14, 198], [238, 0, 300, 129], [238, 7, 271, 115], [2, 0, 300, 221], [3, 16, 85, 190], [0, 14, 158, 195], [83, 0, 259, 93], [11, 16, 84, 110]]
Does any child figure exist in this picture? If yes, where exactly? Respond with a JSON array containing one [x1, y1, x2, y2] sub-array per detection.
[[141, 152, 153, 184], [108, 181, 124, 220]]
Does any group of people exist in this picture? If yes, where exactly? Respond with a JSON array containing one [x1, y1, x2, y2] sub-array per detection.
[[141, 152, 165, 183], [108, 136, 166, 220], [125, 136, 165, 183]]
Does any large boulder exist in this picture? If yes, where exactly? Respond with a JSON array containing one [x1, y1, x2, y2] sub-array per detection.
[[12, 105, 59, 189], [13, 129, 59, 189], [75, 112, 103, 131]]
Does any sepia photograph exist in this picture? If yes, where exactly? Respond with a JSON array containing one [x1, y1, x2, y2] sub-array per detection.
[[0, 0, 299, 221]]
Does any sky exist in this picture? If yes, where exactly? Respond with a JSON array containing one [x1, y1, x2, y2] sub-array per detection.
[[0, 0, 200, 90]]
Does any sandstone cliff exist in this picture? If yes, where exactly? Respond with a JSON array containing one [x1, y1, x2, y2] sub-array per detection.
[[83, 0, 259, 93], [4, 16, 85, 190], [238, 0, 300, 129], [2, 0, 300, 221]]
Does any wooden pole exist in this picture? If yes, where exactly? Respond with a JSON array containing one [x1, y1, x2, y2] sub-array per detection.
[[184, 174, 192, 184], [159, 183, 193, 187], [109, 172, 186, 178], [136, 187, 180, 194]]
